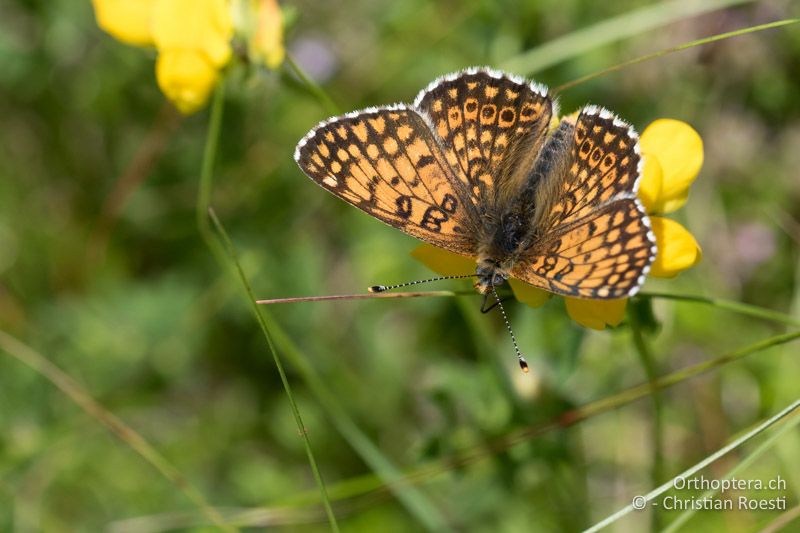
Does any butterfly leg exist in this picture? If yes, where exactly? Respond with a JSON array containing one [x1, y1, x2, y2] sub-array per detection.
[[480, 293, 511, 314]]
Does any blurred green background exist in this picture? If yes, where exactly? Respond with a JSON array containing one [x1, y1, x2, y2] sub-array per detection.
[[1, 0, 800, 531]]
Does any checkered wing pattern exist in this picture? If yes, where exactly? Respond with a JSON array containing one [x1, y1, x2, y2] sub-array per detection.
[[414, 68, 553, 210], [295, 106, 478, 255], [512, 107, 657, 298]]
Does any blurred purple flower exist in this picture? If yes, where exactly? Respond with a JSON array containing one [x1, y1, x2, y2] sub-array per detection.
[[289, 35, 337, 83], [731, 221, 776, 279]]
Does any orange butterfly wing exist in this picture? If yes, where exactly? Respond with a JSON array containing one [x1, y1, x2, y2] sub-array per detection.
[[512, 107, 657, 299], [414, 68, 553, 210], [295, 105, 479, 255]]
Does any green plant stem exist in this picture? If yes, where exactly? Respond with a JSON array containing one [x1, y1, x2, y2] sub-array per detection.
[[108, 504, 337, 532], [555, 18, 800, 93], [197, 78, 228, 264], [628, 310, 664, 530], [641, 291, 800, 328], [285, 53, 340, 116], [208, 209, 340, 533], [0, 330, 236, 533], [584, 399, 800, 533], [398, 329, 800, 485], [261, 306, 451, 532], [197, 78, 337, 531], [260, 288, 800, 328], [499, 0, 755, 74], [758, 504, 800, 533], [663, 405, 800, 532], [276, 330, 800, 511], [256, 289, 471, 305], [565, 330, 799, 422]]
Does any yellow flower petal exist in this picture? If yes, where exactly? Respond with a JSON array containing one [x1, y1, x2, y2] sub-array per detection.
[[637, 153, 663, 214], [410, 244, 475, 277], [252, 0, 285, 68], [640, 119, 703, 214], [92, 0, 157, 46], [153, 0, 233, 68], [156, 50, 219, 114], [508, 279, 551, 308], [649, 217, 702, 278], [565, 297, 627, 330]]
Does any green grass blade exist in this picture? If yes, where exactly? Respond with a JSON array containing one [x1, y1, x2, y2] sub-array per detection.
[[0, 330, 236, 533], [285, 53, 341, 116], [208, 209, 340, 532], [628, 308, 665, 529], [499, 0, 755, 74], [758, 504, 800, 533], [261, 289, 800, 328], [197, 75, 339, 532], [555, 18, 800, 92], [196, 76, 339, 531], [268, 328, 800, 511], [197, 78, 229, 265], [584, 399, 800, 533], [261, 308, 451, 532], [662, 406, 800, 532], [641, 291, 800, 328], [401, 328, 800, 483]]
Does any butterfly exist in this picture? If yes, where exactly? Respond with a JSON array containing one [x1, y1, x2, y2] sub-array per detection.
[[294, 67, 657, 367]]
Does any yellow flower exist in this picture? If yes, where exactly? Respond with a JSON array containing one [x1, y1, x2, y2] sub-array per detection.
[[155, 50, 222, 114], [638, 119, 704, 278], [507, 279, 551, 308], [410, 244, 473, 277], [251, 0, 285, 68], [229, 0, 286, 68], [412, 118, 704, 330], [92, 0, 157, 46], [92, 0, 233, 114], [639, 119, 704, 214], [564, 297, 628, 330], [152, 0, 233, 114]]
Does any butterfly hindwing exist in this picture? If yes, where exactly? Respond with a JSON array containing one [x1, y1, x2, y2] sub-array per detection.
[[512, 107, 657, 298], [512, 198, 655, 298], [295, 106, 479, 255], [413, 68, 554, 210]]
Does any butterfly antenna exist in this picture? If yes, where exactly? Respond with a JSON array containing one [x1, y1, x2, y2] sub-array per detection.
[[491, 284, 529, 373], [368, 274, 475, 293]]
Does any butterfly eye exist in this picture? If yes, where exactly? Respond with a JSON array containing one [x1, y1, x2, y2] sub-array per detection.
[[493, 273, 507, 286]]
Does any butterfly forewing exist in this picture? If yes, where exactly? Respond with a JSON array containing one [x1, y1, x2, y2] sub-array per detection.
[[540, 107, 643, 232], [512, 107, 657, 298], [295, 106, 478, 255], [414, 68, 553, 210]]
